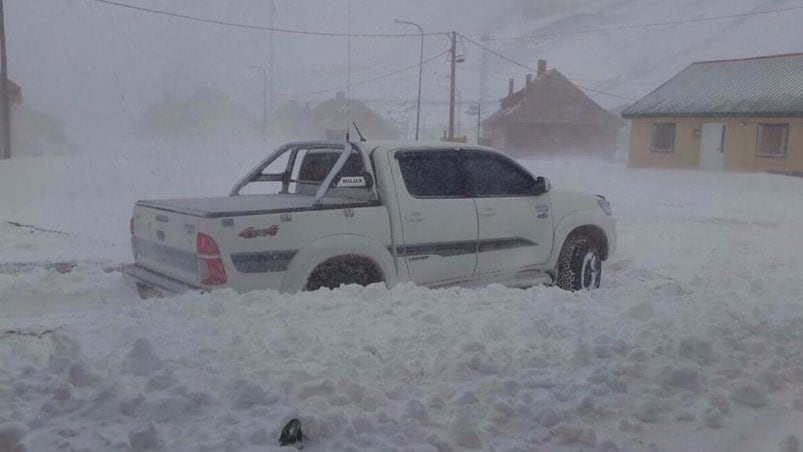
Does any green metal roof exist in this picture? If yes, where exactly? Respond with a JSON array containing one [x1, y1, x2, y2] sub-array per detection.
[[622, 53, 803, 119]]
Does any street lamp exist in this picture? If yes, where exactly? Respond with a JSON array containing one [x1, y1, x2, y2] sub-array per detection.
[[394, 19, 424, 141], [249, 65, 268, 146]]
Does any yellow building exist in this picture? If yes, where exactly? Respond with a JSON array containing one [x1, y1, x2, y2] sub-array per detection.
[[623, 53, 803, 174]]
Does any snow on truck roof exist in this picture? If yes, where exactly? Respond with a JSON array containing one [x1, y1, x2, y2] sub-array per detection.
[[296, 140, 506, 157]]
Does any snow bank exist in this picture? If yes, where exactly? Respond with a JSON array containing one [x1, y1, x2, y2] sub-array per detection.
[[1, 262, 802, 451]]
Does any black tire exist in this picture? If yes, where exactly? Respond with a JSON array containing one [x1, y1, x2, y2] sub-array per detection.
[[556, 234, 602, 291], [305, 256, 384, 291]]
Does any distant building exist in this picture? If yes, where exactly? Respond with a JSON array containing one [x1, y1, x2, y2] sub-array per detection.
[[138, 88, 259, 140], [312, 92, 399, 141], [482, 60, 623, 159], [5, 78, 22, 104], [272, 101, 316, 139], [622, 53, 803, 173]]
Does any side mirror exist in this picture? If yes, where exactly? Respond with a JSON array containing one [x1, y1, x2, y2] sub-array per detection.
[[533, 176, 551, 196]]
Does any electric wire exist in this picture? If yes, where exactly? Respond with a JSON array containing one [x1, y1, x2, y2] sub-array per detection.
[[458, 33, 638, 101], [278, 50, 450, 97], [86, 0, 448, 38]]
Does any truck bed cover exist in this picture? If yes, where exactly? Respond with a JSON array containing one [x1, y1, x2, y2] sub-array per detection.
[[136, 194, 376, 218]]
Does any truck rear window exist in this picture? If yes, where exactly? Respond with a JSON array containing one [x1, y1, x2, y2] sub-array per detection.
[[298, 153, 364, 183]]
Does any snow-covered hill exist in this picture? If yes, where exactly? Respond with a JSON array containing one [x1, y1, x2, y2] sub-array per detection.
[[474, 0, 803, 107]]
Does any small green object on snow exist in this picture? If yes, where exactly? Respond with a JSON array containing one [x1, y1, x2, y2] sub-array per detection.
[[279, 418, 304, 447]]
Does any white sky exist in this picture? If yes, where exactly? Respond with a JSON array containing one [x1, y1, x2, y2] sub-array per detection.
[[6, 0, 803, 137]]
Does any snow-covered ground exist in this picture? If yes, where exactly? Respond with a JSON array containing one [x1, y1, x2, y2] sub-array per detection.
[[1, 142, 803, 451]]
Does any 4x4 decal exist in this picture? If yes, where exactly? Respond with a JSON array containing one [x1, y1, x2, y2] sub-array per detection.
[[239, 225, 280, 239]]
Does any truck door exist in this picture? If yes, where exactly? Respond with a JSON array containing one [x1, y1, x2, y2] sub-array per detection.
[[463, 150, 553, 277], [391, 149, 478, 287]]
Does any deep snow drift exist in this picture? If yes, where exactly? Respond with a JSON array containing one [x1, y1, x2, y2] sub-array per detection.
[[1, 143, 803, 451]]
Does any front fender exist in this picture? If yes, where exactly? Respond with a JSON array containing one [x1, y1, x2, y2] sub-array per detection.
[[546, 210, 616, 270], [281, 234, 398, 293]]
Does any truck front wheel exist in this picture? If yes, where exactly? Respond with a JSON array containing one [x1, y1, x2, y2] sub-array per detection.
[[305, 255, 384, 291], [556, 234, 602, 291]]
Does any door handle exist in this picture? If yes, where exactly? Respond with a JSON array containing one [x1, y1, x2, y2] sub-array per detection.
[[479, 208, 496, 217], [406, 212, 425, 223]]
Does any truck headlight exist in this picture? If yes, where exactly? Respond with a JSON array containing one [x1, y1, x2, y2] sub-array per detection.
[[597, 197, 612, 216]]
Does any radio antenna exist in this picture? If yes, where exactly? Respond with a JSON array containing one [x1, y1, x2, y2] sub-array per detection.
[[345, 0, 353, 143], [352, 121, 366, 142]]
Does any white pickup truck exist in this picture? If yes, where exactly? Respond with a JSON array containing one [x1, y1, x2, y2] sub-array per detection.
[[123, 141, 615, 297]]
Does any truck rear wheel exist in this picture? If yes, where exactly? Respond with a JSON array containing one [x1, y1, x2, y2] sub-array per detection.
[[305, 255, 384, 291], [556, 234, 602, 291]]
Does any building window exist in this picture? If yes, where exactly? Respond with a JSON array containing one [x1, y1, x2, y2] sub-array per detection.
[[651, 123, 675, 153], [756, 124, 789, 158]]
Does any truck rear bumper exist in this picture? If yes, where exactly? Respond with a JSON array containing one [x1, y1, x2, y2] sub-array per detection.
[[122, 264, 204, 298]]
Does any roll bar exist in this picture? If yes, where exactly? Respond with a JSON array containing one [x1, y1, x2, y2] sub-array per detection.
[[229, 141, 376, 206]]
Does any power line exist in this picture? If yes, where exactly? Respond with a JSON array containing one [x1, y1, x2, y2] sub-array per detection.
[[484, 69, 657, 86], [86, 0, 447, 38], [458, 33, 638, 101], [459, 33, 535, 73], [575, 85, 637, 102], [278, 50, 450, 97], [487, 6, 803, 41]]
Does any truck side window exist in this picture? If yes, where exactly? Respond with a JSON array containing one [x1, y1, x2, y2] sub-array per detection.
[[397, 151, 469, 199], [465, 152, 537, 197]]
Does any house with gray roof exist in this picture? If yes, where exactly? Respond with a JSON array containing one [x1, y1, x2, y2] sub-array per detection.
[[482, 60, 623, 159], [622, 53, 803, 173]]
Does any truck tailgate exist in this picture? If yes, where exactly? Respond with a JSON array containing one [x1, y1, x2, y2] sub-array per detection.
[[131, 204, 200, 286]]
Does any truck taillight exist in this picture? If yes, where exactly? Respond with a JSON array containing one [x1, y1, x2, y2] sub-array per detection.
[[197, 233, 227, 286]]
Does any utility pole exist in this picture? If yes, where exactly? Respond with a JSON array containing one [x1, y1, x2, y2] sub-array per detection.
[[476, 103, 481, 144], [269, 0, 275, 121], [448, 31, 457, 141], [457, 90, 462, 137], [477, 33, 489, 146], [394, 20, 424, 141], [0, 0, 11, 159], [249, 65, 268, 147]]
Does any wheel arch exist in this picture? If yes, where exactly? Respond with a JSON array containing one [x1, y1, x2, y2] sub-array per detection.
[[567, 225, 609, 260], [281, 234, 397, 293], [548, 212, 611, 270]]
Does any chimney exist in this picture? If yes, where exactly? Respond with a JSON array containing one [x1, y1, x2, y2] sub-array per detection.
[[508, 78, 515, 97], [537, 59, 547, 77], [525, 74, 533, 87]]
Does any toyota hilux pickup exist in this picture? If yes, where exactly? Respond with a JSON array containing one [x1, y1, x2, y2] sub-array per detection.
[[123, 141, 616, 297]]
